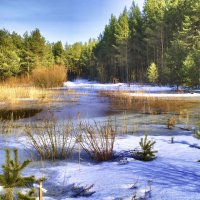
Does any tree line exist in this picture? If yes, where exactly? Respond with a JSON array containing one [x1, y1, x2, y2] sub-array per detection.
[[0, 0, 199, 88], [95, 0, 200, 87], [0, 28, 96, 81]]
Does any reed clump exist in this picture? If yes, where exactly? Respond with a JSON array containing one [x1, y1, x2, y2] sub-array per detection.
[[99, 90, 199, 114], [78, 121, 116, 162], [31, 65, 67, 88], [0, 85, 54, 104], [24, 118, 75, 160]]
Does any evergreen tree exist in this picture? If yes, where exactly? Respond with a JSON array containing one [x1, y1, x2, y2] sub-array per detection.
[[0, 49, 20, 79], [144, 0, 166, 82], [0, 30, 20, 79], [114, 8, 130, 83], [134, 135, 157, 161], [95, 14, 117, 82], [128, 2, 145, 82], [65, 42, 84, 78], [165, 39, 187, 90], [52, 41, 65, 65], [147, 62, 158, 83], [79, 39, 97, 79], [17, 188, 36, 200], [0, 149, 35, 200]]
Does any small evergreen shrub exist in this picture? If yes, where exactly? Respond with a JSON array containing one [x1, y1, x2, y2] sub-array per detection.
[[0, 149, 36, 200], [133, 135, 157, 161], [17, 188, 36, 200]]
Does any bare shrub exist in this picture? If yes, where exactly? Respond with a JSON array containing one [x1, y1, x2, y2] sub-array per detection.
[[24, 118, 75, 160], [78, 121, 116, 162], [31, 65, 67, 88], [167, 116, 176, 129]]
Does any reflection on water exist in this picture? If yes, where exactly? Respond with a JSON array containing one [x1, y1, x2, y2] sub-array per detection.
[[0, 108, 42, 120], [0, 88, 199, 124]]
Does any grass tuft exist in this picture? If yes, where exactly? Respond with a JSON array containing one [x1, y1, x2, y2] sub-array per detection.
[[78, 120, 116, 162]]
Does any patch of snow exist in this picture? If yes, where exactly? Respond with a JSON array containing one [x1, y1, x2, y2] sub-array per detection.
[[130, 92, 200, 99], [7, 133, 199, 200], [63, 79, 173, 92]]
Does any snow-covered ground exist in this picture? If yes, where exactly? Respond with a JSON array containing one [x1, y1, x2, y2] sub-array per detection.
[[64, 79, 200, 100], [1, 126, 200, 200], [130, 92, 200, 100], [64, 80, 173, 92]]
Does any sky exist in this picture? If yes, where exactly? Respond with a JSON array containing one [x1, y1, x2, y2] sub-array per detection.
[[0, 0, 145, 44]]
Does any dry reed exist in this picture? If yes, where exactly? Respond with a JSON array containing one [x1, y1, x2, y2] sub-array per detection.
[[24, 118, 75, 160], [0, 85, 53, 103], [167, 116, 176, 129], [99, 90, 200, 114], [31, 65, 67, 88], [78, 121, 116, 162]]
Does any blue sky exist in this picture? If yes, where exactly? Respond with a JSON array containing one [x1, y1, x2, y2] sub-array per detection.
[[0, 0, 144, 44]]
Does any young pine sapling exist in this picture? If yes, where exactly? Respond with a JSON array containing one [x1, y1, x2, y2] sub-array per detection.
[[133, 135, 157, 161], [0, 149, 36, 200]]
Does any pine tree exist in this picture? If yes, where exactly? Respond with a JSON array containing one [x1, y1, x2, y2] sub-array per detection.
[[147, 62, 158, 83], [17, 188, 36, 200], [0, 149, 36, 200], [114, 8, 130, 83], [128, 2, 145, 82], [144, 0, 166, 82], [134, 135, 157, 161], [52, 41, 65, 65]]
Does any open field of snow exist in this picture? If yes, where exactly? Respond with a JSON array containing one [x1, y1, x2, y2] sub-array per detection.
[[0, 125, 200, 200]]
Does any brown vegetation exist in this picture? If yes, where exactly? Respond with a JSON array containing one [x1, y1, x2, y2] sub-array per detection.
[[99, 90, 200, 114], [167, 116, 176, 129], [31, 65, 67, 88], [24, 118, 75, 160], [78, 121, 116, 161], [0, 85, 53, 103]]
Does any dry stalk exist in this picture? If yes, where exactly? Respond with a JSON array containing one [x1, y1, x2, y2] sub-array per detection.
[[78, 121, 116, 161], [24, 118, 75, 160]]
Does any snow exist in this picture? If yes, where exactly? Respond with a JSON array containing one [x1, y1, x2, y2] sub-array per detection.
[[130, 92, 200, 99], [32, 133, 200, 200], [64, 80, 200, 100], [63, 79, 173, 92], [2, 129, 200, 200]]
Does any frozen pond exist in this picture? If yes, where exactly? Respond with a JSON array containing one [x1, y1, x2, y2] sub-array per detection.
[[0, 80, 200, 200]]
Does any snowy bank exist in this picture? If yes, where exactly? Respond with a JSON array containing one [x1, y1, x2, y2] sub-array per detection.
[[130, 92, 200, 100], [64, 80, 173, 92], [23, 134, 200, 200], [2, 127, 200, 200]]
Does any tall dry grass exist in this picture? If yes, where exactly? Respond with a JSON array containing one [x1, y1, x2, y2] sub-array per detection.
[[31, 65, 67, 88], [99, 90, 199, 114], [24, 118, 75, 160], [78, 121, 116, 162], [0, 86, 53, 103], [1, 75, 31, 87]]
